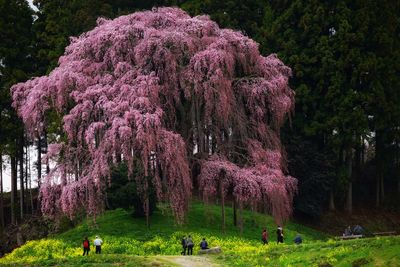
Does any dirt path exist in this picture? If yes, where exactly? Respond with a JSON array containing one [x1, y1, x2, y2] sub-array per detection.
[[158, 255, 218, 267]]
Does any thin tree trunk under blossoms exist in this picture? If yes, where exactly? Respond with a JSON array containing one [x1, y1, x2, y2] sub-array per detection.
[[233, 200, 237, 227], [11, 155, 17, 225], [220, 182, 226, 233], [37, 137, 41, 188], [19, 135, 25, 220], [0, 153, 4, 228]]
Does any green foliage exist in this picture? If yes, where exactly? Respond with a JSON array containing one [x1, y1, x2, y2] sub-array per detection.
[[267, 0, 400, 208], [181, 0, 266, 46], [215, 236, 400, 266], [283, 134, 335, 218], [1, 203, 400, 266], [0, 253, 175, 266], [0, 0, 33, 155], [32, 0, 113, 73], [0, 202, 326, 266], [107, 163, 156, 217]]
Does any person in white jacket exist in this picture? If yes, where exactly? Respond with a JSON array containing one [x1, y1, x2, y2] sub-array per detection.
[[94, 236, 103, 254]]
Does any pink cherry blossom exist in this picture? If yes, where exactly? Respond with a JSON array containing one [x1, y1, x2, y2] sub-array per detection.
[[11, 7, 296, 223]]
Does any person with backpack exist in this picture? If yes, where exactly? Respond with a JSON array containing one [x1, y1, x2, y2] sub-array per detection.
[[93, 235, 103, 254], [353, 225, 364, 236], [199, 238, 208, 250], [186, 235, 194, 255], [276, 226, 284, 244], [181, 236, 187, 255], [261, 228, 268, 245], [82, 237, 90, 256]]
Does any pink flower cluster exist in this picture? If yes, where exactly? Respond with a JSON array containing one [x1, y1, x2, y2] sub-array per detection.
[[199, 151, 297, 224]]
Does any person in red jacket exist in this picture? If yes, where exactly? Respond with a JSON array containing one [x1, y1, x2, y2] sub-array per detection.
[[261, 228, 268, 245], [82, 237, 90, 256]]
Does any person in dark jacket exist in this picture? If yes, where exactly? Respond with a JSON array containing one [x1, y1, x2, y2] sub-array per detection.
[[200, 238, 208, 250], [82, 237, 90, 256], [294, 233, 302, 245], [181, 236, 187, 255], [353, 225, 364, 235], [276, 226, 284, 244]]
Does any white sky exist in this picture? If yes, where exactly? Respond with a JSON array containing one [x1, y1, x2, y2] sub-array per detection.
[[27, 0, 38, 11], [1, 146, 39, 192]]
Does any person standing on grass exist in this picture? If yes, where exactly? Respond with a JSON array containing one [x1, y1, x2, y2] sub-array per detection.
[[186, 235, 194, 255], [261, 228, 269, 245], [94, 235, 103, 254], [276, 226, 284, 244], [82, 237, 90, 256], [181, 236, 187, 255]]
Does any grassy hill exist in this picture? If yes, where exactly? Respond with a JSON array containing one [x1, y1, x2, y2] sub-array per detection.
[[0, 202, 399, 266]]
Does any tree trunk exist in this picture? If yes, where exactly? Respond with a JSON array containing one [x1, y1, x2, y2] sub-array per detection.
[[205, 133, 209, 155], [211, 133, 216, 154], [397, 139, 400, 194], [380, 175, 385, 203], [25, 145, 29, 213], [329, 190, 335, 211], [397, 140, 400, 194], [346, 182, 353, 214], [37, 136, 42, 188], [376, 176, 380, 207], [239, 201, 243, 235], [354, 137, 362, 183], [398, 179, 400, 194], [104, 191, 110, 210], [375, 130, 385, 206], [116, 152, 122, 163], [361, 137, 366, 164], [233, 199, 237, 226], [220, 182, 225, 233], [19, 136, 25, 220], [145, 196, 150, 229], [74, 160, 79, 182], [0, 153, 4, 228], [29, 160, 34, 213], [345, 147, 353, 214], [11, 155, 18, 224], [44, 131, 50, 174], [195, 97, 204, 154]]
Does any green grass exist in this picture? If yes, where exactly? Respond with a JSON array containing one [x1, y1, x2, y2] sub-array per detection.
[[0, 254, 178, 267], [214, 236, 400, 266], [1, 202, 399, 266]]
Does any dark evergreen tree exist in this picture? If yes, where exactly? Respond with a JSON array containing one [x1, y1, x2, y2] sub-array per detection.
[[0, 0, 34, 224]]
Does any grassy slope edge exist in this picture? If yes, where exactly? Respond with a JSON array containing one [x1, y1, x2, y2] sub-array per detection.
[[0, 202, 399, 266]]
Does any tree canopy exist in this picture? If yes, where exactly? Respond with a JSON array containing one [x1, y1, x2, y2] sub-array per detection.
[[11, 7, 296, 223]]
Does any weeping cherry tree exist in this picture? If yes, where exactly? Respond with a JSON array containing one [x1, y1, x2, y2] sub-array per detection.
[[11, 7, 296, 225]]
